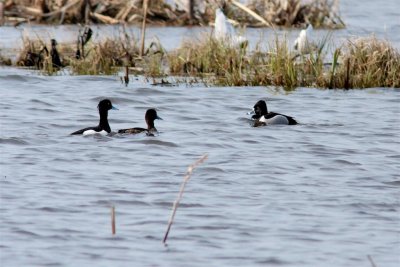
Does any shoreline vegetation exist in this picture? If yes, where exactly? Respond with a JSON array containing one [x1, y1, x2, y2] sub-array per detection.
[[0, 1, 398, 89], [1, 28, 399, 89], [1, 0, 344, 28]]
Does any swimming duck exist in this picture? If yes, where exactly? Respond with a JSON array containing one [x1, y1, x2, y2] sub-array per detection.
[[248, 100, 297, 126], [71, 99, 118, 135], [118, 109, 162, 135]]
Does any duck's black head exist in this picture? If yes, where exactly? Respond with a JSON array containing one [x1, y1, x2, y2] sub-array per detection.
[[145, 109, 162, 122], [253, 100, 268, 118], [97, 99, 117, 112], [145, 109, 162, 129]]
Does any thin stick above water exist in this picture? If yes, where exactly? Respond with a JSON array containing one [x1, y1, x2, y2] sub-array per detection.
[[111, 206, 116, 235], [162, 153, 208, 245], [139, 0, 149, 57], [367, 255, 377, 267]]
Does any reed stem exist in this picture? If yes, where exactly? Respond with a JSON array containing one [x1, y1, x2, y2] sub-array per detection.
[[162, 154, 208, 245], [139, 0, 149, 57], [367, 255, 377, 267], [111, 206, 116, 235]]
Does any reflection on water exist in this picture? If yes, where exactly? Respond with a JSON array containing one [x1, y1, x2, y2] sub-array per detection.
[[0, 67, 399, 266]]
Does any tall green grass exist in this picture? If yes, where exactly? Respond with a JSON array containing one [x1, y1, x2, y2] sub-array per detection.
[[8, 33, 400, 89], [167, 34, 399, 89], [332, 37, 400, 88]]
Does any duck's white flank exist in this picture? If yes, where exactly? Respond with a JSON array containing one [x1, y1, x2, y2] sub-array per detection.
[[259, 115, 289, 125], [83, 129, 108, 136]]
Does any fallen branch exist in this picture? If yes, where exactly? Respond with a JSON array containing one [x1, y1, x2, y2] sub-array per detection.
[[230, 0, 271, 27], [13, 0, 81, 22], [90, 11, 119, 24], [18, 6, 42, 17], [162, 153, 208, 245]]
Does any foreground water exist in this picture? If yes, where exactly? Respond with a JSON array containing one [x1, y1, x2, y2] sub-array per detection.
[[0, 67, 399, 266]]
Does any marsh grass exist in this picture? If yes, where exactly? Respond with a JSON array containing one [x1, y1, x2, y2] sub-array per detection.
[[9, 32, 400, 89], [16, 36, 52, 74], [16, 28, 168, 76], [167, 33, 399, 89], [68, 39, 127, 75], [168, 35, 245, 76], [167, 34, 328, 90], [69, 31, 140, 75], [0, 53, 12, 66], [266, 36, 298, 89], [332, 37, 400, 88], [68, 30, 167, 76]]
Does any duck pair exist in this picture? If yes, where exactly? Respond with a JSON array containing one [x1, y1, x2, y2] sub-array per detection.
[[70, 99, 162, 136]]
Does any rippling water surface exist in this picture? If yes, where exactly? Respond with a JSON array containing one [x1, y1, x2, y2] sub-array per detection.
[[1, 67, 399, 267]]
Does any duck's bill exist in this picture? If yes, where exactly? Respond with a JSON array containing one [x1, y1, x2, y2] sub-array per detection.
[[112, 106, 119, 110], [247, 109, 255, 115], [156, 115, 163, 120]]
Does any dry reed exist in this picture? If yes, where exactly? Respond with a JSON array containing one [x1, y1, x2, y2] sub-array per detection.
[[111, 206, 116, 235], [367, 255, 378, 267], [0, 51, 12, 66], [332, 37, 400, 88], [163, 153, 208, 245]]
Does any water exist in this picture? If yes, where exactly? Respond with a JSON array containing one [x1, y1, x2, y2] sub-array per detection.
[[1, 0, 400, 266], [1, 66, 399, 266]]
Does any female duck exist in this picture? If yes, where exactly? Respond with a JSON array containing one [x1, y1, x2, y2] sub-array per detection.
[[248, 100, 297, 126], [71, 99, 118, 135], [118, 109, 162, 135]]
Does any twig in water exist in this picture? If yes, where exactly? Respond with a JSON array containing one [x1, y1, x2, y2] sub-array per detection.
[[367, 255, 377, 267], [124, 65, 129, 86], [162, 154, 208, 245], [111, 206, 116, 235]]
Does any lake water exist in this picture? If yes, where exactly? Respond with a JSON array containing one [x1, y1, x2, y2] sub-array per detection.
[[1, 0, 400, 266], [1, 67, 399, 266]]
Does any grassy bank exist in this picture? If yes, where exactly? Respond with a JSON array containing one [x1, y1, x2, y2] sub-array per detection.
[[2, 31, 399, 89], [164, 34, 399, 89]]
